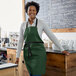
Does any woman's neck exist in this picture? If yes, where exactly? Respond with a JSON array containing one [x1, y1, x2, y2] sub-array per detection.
[[28, 17, 36, 25]]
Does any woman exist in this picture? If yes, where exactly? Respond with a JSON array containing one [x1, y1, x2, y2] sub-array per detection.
[[15, 1, 69, 76]]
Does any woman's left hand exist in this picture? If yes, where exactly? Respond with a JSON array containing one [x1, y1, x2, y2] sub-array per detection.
[[62, 50, 69, 55]]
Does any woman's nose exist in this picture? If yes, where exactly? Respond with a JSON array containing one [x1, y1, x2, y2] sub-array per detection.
[[30, 10, 34, 13]]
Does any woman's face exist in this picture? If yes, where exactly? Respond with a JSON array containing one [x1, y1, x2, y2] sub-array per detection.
[[27, 6, 37, 19]]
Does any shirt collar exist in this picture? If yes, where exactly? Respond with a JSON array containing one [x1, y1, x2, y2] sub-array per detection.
[[33, 18, 36, 24], [28, 18, 36, 25]]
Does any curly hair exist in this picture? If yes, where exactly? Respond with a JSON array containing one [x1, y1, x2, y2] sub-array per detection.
[[25, 1, 40, 15]]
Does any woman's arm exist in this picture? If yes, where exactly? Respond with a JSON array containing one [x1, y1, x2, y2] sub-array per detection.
[[43, 23, 64, 51], [42, 22, 69, 55], [16, 23, 24, 58]]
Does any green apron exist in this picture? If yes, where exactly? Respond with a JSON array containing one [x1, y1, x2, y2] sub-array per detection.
[[23, 18, 46, 75]]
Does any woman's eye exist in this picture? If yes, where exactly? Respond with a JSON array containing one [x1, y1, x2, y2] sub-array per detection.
[[29, 10, 31, 11], [29, 9, 35, 12]]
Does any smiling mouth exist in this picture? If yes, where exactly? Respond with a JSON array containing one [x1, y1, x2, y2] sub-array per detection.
[[30, 14, 35, 16]]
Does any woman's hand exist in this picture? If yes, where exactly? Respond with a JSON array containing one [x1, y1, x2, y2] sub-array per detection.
[[62, 50, 69, 55], [15, 58, 19, 64]]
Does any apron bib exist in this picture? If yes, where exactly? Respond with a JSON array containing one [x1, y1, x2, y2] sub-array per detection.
[[23, 18, 46, 75]]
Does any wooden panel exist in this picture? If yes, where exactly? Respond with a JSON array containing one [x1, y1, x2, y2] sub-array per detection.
[[19, 51, 29, 76], [7, 49, 16, 54], [7, 49, 30, 76], [7, 54, 13, 63], [51, 28, 76, 32], [47, 53, 65, 70], [14, 67, 19, 76], [43, 66, 65, 76], [7, 49, 16, 63], [0, 68, 15, 76], [7, 49, 76, 76], [67, 69, 76, 76], [23, 64, 30, 76], [43, 53, 76, 76], [22, 0, 25, 21], [67, 53, 76, 69]]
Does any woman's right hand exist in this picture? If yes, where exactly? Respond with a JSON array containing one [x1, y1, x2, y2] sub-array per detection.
[[15, 58, 19, 64]]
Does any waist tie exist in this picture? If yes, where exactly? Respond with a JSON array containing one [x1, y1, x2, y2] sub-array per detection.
[[24, 42, 44, 58]]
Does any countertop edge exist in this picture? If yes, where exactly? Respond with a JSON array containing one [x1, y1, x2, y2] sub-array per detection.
[[0, 63, 18, 70]]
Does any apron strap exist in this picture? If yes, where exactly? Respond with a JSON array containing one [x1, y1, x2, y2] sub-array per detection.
[[35, 18, 38, 27], [26, 22, 28, 28]]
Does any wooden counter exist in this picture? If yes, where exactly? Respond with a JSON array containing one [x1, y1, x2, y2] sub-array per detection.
[[43, 50, 76, 76], [7, 48, 29, 76], [7, 48, 76, 76], [0, 68, 15, 76], [0, 63, 18, 76]]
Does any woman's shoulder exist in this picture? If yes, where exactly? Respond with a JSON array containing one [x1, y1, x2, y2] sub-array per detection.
[[20, 21, 27, 28], [21, 21, 26, 26], [38, 18, 49, 28], [38, 18, 46, 25]]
